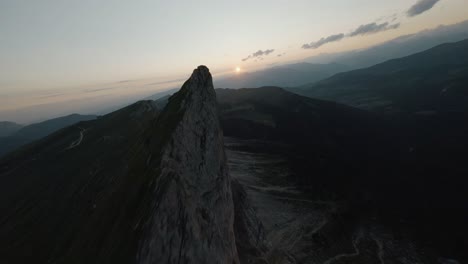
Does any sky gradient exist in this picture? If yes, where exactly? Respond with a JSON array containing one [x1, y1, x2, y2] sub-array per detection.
[[1, 0, 467, 123]]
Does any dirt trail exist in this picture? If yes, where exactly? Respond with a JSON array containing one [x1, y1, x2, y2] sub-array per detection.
[[66, 126, 86, 150]]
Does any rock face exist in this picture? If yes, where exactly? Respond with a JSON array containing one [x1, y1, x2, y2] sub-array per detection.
[[231, 180, 268, 263], [0, 66, 239, 264], [136, 66, 239, 263]]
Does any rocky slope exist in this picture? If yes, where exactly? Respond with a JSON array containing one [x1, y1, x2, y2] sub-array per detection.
[[133, 66, 239, 263], [0, 66, 243, 263]]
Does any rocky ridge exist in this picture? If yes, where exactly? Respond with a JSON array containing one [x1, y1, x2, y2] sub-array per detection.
[[0, 66, 254, 264], [135, 66, 239, 263]]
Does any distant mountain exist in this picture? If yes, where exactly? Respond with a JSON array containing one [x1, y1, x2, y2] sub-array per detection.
[[144, 87, 178, 101], [292, 39, 468, 113], [214, 62, 350, 88], [0, 113, 97, 157], [304, 20, 468, 69], [0, 121, 23, 137]]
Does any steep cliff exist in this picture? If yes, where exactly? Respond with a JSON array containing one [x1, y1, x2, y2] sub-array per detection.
[[134, 66, 239, 263], [0, 66, 240, 264]]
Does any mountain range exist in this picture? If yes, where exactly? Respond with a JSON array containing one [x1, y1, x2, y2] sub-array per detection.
[[215, 62, 350, 89], [291, 39, 468, 114]]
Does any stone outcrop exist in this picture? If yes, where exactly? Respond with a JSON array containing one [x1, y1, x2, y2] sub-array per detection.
[[137, 66, 239, 263]]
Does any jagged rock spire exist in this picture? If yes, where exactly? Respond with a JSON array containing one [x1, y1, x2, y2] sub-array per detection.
[[137, 66, 239, 264]]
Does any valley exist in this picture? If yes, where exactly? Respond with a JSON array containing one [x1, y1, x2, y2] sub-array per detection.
[[226, 138, 441, 264]]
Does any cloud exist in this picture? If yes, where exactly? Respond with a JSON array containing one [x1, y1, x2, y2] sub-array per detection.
[[301, 20, 400, 50], [242, 49, 275, 61], [85, 87, 116, 93], [117, 80, 133, 84], [146, 78, 186, 86], [349, 22, 400, 37], [407, 0, 441, 17], [254, 49, 274, 57], [277, 52, 286, 57], [302, 33, 345, 49]]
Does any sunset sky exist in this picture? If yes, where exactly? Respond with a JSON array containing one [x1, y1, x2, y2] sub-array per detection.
[[1, 0, 467, 123]]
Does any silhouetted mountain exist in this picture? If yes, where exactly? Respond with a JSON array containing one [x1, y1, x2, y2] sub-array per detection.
[[305, 20, 468, 69], [293, 39, 468, 114], [215, 62, 350, 88], [144, 88, 179, 101], [0, 114, 97, 157], [0, 66, 255, 263], [0, 121, 23, 137]]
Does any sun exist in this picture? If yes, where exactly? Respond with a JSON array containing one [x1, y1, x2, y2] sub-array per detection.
[[235, 66, 241, 73]]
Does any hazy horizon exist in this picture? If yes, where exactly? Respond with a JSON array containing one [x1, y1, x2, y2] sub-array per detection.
[[1, 0, 467, 124]]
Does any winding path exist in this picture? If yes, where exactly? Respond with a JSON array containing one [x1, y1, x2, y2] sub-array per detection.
[[66, 126, 85, 150]]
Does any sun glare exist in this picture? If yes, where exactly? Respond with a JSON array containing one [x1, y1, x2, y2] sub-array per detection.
[[235, 66, 241, 73]]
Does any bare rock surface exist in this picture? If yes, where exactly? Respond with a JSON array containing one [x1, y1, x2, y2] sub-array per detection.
[[0, 66, 240, 264], [136, 66, 239, 264]]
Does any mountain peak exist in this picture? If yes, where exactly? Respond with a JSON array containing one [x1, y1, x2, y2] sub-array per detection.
[[193, 65, 210, 76], [0, 66, 239, 263], [186, 65, 212, 90], [162, 65, 217, 122], [136, 65, 239, 263]]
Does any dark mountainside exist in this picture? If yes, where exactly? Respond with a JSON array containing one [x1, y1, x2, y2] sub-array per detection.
[[217, 86, 392, 197], [217, 87, 468, 262], [0, 121, 23, 137], [0, 66, 268, 263], [0, 114, 97, 157], [0, 101, 159, 263], [292, 39, 468, 114]]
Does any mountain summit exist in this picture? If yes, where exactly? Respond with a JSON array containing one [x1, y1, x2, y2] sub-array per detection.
[[0, 66, 239, 264], [136, 65, 239, 263]]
